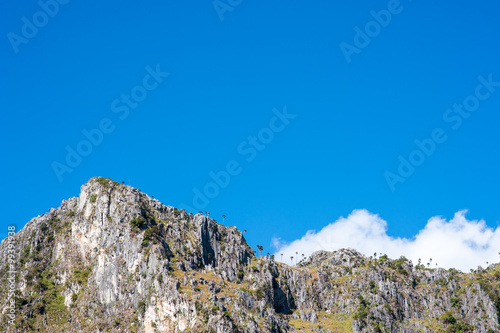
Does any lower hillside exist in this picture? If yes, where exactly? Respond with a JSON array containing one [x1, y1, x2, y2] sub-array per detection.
[[0, 177, 499, 332]]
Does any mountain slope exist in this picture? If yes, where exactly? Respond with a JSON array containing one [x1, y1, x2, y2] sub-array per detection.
[[0, 177, 499, 333]]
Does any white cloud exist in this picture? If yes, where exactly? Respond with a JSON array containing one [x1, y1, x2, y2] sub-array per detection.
[[273, 209, 500, 272]]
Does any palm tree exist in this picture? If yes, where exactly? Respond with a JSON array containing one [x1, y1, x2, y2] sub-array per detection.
[[281, 253, 283, 262], [291, 256, 294, 265], [207, 212, 210, 217], [199, 211, 203, 215], [374, 252, 377, 259], [302, 254, 305, 260], [222, 215, 226, 225], [243, 229, 247, 235]]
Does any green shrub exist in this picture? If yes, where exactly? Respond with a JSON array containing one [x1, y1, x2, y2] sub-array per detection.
[[441, 311, 456, 325], [72, 268, 92, 285], [90, 194, 97, 203], [96, 177, 109, 186], [34, 275, 70, 325], [138, 300, 146, 315], [389, 257, 409, 275], [384, 303, 394, 318], [19, 246, 30, 266], [15, 298, 28, 308], [130, 216, 146, 230], [445, 321, 474, 332], [195, 300, 202, 312], [353, 310, 367, 321], [142, 226, 159, 247], [451, 297, 461, 308], [255, 287, 265, 299]]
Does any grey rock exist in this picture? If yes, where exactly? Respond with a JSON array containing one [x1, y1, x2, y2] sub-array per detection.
[[0, 177, 498, 333]]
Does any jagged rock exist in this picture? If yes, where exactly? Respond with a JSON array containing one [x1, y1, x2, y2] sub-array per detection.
[[0, 177, 499, 333]]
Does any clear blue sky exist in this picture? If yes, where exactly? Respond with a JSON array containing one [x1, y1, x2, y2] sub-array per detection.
[[1, 0, 500, 255]]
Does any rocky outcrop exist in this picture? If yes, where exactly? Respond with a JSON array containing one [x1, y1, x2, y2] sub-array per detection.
[[0, 177, 499, 332]]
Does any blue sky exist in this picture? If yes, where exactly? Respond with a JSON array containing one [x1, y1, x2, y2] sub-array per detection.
[[1, 0, 500, 263]]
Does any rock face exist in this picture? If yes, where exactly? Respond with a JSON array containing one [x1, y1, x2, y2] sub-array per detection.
[[0, 177, 499, 332]]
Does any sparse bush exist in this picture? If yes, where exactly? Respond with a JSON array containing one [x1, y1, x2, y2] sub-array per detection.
[[441, 311, 456, 325], [451, 297, 461, 308], [445, 321, 474, 332], [138, 300, 146, 316], [142, 226, 159, 247], [379, 254, 388, 261], [390, 257, 409, 276], [130, 216, 146, 230], [384, 303, 394, 318], [73, 268, 91, 285], [96, 177, 111, 187], [255, 287, 265, 299]]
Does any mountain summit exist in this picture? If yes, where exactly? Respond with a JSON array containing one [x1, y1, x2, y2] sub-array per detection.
[[1, 177, 499, 332]]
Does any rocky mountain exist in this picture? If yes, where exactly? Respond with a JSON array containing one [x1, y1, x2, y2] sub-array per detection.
[[0, 177, 499, 333]]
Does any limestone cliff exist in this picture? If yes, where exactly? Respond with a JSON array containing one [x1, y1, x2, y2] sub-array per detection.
[[0, 177, 499, 332]]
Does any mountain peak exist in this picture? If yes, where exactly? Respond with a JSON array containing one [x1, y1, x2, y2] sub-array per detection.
[[0, 179, 499, 332]]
